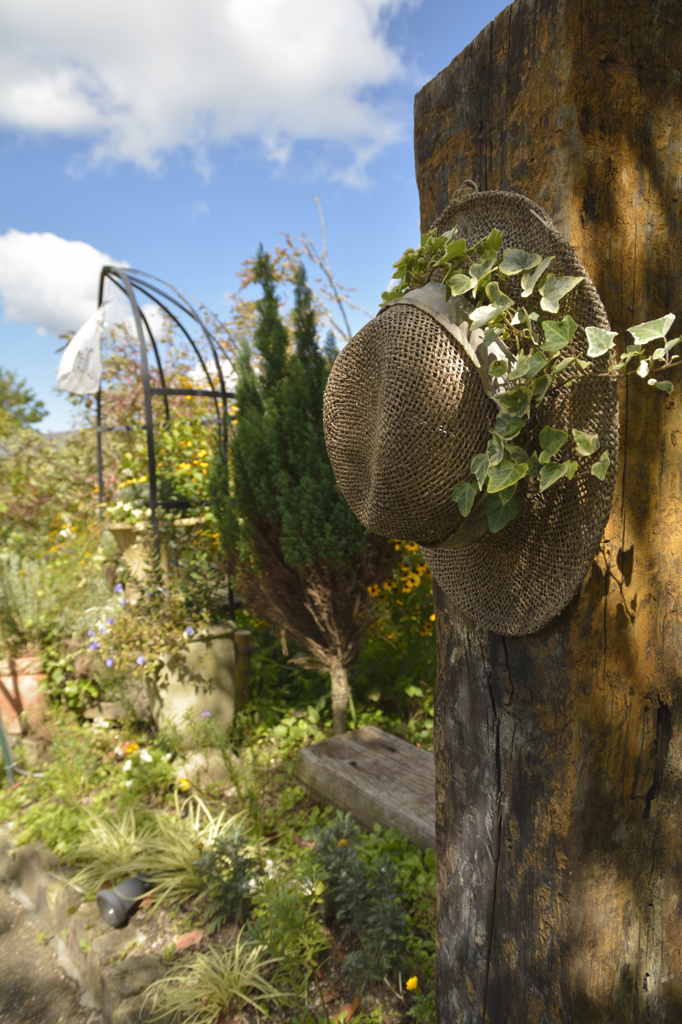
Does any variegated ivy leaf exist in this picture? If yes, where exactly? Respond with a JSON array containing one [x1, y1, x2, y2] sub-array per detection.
[[538, 425, 568, 456], [483, 491, 518, 533], [505, 444, 529, 464], [498, 483, 518, 505], [539, 462, 568, 491], [469, 259, 497, 292], [489, 359, 508, 377], [499, 249, 542, 276], [528, 452, 542, 477], [521, 257, 554, 297], [533, 375, 551, 401], [471, 453, 490, 489], [487, 433, 506, 467], [585, 326, 618, 358], [627, 314, 676, 345], [493, 413, 526, 439], [571, 429, 600, 456], [655, 380, 674, 394], [452, 481, 477, 517], [510, 351, 548, 380], [565, 461, 579, 480], [496, 387, 532, 418], [591, 452, 611, 480], [541, 316, 578, 354], [470, 303, 510, 330], [637, 359, 650, 379], [477, 228, 504, 254], [437, 238, 467, 263], [486, 459, 529, 494], [444, 274, 472, 297], [539, 274, 584, 313]]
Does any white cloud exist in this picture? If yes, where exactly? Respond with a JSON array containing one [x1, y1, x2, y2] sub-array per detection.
[[0, 229, 128, 336], [0, 0, 416, 184]]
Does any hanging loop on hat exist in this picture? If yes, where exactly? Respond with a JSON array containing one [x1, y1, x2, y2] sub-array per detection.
[[456, 179, 480, 199]]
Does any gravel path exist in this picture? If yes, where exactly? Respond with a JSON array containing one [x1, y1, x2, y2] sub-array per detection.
[[0, 879, 101, 1024]]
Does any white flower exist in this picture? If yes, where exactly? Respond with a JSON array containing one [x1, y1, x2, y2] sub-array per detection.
[[139, 749, 153, 763], [164, 752, 171, 760], [123, 759, 132, 771], [265, 859, 276, 879], [125, 779, 132, 788], [247, 878, 258, 893]]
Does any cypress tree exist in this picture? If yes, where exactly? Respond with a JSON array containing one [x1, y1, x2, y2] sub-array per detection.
[[209, 249, 390, 733]]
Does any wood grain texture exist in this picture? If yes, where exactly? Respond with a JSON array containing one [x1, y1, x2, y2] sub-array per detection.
[[414, 1, 682, 1020], [294, 726, 435, 849]]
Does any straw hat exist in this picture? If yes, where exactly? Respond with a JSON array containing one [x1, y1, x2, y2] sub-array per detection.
[[323, 190, 619, 636]]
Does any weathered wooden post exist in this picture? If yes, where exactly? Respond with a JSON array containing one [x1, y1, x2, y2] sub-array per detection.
[[413, 0, 682, 1020]]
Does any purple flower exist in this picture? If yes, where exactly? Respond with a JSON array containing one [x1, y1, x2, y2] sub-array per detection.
[[87, 629, 95, 637], [114, 583, 123, 594], [201, 711, 211, 717], [89, 641, 100, 651], [99, 625, 108, 634], [106, 618, 114, 625], [120, 598, 128, 606], [105, 657, 114, 668], [66, 549, 72, 554], [185, 626, 195, 637], [136, 655, 146, 666]]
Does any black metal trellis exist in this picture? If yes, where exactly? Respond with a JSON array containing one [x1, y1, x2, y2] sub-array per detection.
[[95, 265, 235, 529]]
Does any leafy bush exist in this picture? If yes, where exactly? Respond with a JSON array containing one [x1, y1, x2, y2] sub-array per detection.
[[310, 813, 406, 989], [194, 822, 259, 932]]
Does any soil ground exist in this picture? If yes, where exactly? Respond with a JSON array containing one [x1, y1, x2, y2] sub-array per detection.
[[0, 877, 100, 1024]]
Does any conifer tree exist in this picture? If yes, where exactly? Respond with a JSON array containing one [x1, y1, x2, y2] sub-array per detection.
[[209, 248, 390, 733]]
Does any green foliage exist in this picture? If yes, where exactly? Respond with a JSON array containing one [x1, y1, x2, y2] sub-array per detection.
[[0, 367, 47, 437], [212, 249, 370, 571], [142, 930, 287, 1024], [384, 232, 680, 536], [194, 822, 259, 932], [310, 813, 407, 990]]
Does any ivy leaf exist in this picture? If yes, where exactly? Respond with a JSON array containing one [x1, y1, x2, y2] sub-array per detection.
[[444, 273, 472, 296], [496, 387, 532, 418], [494, 413, 526, 439], [538, 426, 568, 456], [655, 380, 674, 394], [520, 257, 554, 297], [541, 316, 578, 354], [591, 452, 611, 480], [469, 259, 497, 292], [478, 228, 504, 254], [489, 359, 508, 377], [572, 428, 600, 456], [627, 314, 676, 345], [525, 351, 549, 378], [585, 326, 618, 358], [485, 281, 513, 308], [471, 453, 490, 489], [551, 356, 578, 375], [528, 451, 542, 477], [505, 444, 529, 464], [509, 354, 532, 381], [539, 462, 568, 491], [438, 238, 467, 262], [487, 433, 505, 467], [452, 481, 477, 517], [499, 249, 542, 276], [533, 375, 551, 401], [483, 491, 519, 533], [486, 459, 529, 494], [539, 274, 584, 313], [565, 461, 579, 480], [637, 359, 650, 379], [497, 483, 518, 505]]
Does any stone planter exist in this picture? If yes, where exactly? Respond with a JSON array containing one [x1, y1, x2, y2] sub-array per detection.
[[0, 656, 45, 736], [146, 623, 251, 746]]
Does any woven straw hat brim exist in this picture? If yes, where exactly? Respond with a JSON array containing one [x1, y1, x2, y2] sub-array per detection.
[[323, 190, 619, 636], [422, 191, 618, 635]]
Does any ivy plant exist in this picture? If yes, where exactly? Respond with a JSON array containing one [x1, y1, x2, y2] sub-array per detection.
[[382, 229, 679, 534]]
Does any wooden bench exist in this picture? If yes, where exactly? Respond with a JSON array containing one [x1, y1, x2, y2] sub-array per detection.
[[294, 725, 435, 849]]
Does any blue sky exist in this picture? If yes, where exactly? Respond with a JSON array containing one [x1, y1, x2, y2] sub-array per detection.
[[1, 0, 508, 431]]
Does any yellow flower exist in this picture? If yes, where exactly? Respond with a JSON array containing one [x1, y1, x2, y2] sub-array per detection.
[[429, 613, 436, 621], [337, 838, 347, 847], [177, 778, 191, 792], [406, 976, 419, 991]]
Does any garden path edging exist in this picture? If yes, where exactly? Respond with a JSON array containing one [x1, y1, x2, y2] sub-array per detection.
[[0, 828, 168, 1023]]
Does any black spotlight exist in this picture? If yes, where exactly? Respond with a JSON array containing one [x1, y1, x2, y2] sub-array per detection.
[[96, 874, 153, 928]]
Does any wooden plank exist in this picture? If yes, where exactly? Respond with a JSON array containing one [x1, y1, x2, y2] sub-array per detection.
[[294, 726, 435, 850]]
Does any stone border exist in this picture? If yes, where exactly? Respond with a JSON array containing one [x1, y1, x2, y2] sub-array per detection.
[[0, 829, 168, 1024]]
